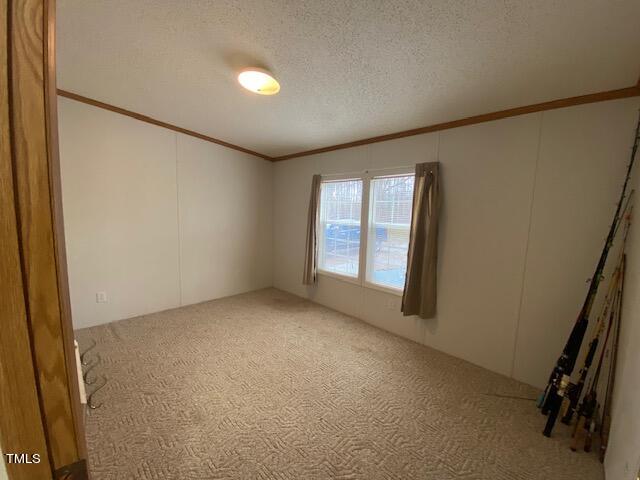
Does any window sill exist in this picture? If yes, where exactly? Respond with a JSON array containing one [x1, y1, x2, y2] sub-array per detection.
[[363, 281, 404, 297], [317, 269, 361, 286], [317, 271, 404, 297]]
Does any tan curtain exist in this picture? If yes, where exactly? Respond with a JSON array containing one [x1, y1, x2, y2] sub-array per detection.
[[402, 162, 441, 319], [302, 174, 322, 285]]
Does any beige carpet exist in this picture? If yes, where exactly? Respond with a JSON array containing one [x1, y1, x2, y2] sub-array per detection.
[[76, 288, 604, 480]]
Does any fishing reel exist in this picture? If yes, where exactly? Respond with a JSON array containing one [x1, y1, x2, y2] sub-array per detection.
[[539, 354, 571, 413], [558, 374, 571, 396], [560, 381, 579, 423], [541, 367, 573, 437]]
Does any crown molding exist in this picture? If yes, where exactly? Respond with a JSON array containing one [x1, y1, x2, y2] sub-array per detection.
[[58, 84, 640, 163], [57, 90, 274, 160], [272, 85, 640, 161]]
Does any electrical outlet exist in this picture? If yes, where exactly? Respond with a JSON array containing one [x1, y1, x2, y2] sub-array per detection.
[[96, 291, 107, 303]]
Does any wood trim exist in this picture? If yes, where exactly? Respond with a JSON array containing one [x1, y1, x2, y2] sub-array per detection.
[[57, 89, 273, 160], [0, 0, 52, 477], [272, 85, 640, 161], [6, 0, 86, 477], [45, 0, 88, 462]]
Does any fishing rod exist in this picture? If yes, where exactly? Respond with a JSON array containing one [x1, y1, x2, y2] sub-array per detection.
[[570, 284, 618, 452], [560, 203, 632, 426], [540, 111, 640, 437], [561, 265, 620, 426], [580, 215, 630, 452], [599, 254, 626, 462]]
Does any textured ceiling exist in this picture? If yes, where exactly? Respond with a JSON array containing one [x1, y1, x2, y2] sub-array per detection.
[[57, 0, 640, 158]]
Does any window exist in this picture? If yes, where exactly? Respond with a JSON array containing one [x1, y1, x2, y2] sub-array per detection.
[[317, 170, 415, 293], [366, 175, 414, 290], [318, 179, 363, 277]]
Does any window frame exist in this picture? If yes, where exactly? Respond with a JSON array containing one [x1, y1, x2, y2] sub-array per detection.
[[317, 167, 414, 296], [316, 175, 364, 282]]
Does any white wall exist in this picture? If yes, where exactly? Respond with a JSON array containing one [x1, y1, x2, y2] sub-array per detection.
[[177, 135, 273, 305], [273, 97, 640, 389], [512, 102, 638, 386], [58, 97, 273, 328], [605, 167, 640, 480]]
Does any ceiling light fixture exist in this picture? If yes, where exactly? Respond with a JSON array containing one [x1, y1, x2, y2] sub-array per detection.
[[237, 68, 280, 95]]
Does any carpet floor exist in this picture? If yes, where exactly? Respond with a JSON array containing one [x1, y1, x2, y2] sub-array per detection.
[[76, 288, 604, 480]]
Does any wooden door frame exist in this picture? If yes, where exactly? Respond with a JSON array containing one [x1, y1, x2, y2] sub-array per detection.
[[1, 0, 88, 478]]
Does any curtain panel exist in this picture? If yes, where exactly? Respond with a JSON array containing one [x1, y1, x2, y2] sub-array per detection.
[[402, 162, 441, 319], [302, 174, 322, 285]]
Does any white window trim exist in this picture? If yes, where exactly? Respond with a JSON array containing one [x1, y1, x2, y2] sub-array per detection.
[[317, 166, 414, 297], [317, 268, 362, 286]]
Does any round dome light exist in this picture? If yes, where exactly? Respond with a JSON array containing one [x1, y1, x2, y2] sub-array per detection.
[[238, 68, 280, 95]]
